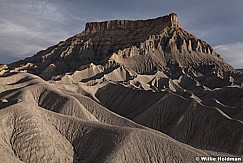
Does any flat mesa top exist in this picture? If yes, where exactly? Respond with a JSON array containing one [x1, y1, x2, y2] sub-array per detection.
[[85, 13, 179, 33]]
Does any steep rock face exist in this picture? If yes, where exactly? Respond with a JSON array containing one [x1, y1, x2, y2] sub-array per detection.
[[85, 13, 179, 33], [0, 13, 236, 80]]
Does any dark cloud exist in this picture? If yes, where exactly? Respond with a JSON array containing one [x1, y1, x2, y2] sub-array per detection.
[[0, 0, 243, 68], [0, 54, 22, 64]]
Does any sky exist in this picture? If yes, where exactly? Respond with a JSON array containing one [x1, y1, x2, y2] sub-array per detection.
[[0, 0, 243, 68]]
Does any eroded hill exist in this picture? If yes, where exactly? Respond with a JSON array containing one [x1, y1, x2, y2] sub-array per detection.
[[0, 13, 243, 162]]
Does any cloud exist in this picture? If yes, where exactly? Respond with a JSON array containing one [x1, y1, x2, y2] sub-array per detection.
[[0, 21, 56, 56], [214, 42, 243, 69], [0, 54, 22, 64], [0, 0, 80, 63]]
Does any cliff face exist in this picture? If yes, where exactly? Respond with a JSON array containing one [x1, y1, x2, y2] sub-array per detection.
[[0, 13, 236, 79], [85, 13, 179, 33]]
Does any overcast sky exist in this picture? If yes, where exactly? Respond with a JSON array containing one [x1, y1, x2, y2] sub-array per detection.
[[0, 0, 243, 68]]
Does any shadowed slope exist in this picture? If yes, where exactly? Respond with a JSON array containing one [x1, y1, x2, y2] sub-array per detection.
[[95, 83, 243, 155]]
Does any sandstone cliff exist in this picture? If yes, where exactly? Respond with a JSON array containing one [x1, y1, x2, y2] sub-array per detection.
[[85, 13, 179, 33]]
